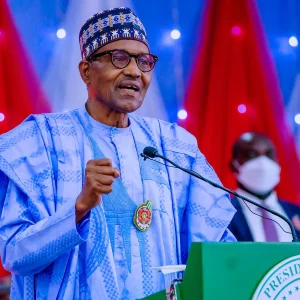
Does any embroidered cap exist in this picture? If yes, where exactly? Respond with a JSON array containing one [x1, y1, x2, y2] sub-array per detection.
[[79, 7, 149, 59]]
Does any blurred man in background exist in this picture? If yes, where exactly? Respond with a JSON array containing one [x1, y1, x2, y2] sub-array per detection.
[[228, 132, 300, 242]]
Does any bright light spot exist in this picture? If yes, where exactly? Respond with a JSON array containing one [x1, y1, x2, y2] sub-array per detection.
[[177, 109, 187, 120], [241, 133, 254, 142], [231, 26, 242, 36], [0, 113, 5, 122], [238, 104, 247, 114], [57, 28, 66, 39], [171, 29, 181, 40], [295, 114, 300, 124], [289, 36, 298, 47]]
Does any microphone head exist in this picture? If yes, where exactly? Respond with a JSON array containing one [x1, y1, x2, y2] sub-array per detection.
[[143, 146, 158, 158]]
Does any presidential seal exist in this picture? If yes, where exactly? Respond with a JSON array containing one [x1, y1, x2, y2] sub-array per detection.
[[133, 200, 153, 232], [252, 255, 300, 300]]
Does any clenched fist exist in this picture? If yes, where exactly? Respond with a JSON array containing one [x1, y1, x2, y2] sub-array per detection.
[[75, 158, 120, 222]]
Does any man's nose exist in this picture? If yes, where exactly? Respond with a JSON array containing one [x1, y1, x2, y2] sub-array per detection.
[[123, 58, 141, 78]]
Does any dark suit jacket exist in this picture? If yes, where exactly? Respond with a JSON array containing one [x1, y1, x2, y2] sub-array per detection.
[[228, 196, 300, 241]]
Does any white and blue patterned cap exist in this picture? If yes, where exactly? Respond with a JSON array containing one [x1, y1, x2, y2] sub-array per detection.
[[79, 7, 149, 59]]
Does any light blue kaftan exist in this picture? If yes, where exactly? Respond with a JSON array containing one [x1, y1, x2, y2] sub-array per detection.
[[0, 105, 236, 299]]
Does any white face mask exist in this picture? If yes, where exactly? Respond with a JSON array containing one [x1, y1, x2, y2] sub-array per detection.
[[235, 156, 281, 194]]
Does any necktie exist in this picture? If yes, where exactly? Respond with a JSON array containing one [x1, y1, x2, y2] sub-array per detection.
[[260, 207, 279, 242]]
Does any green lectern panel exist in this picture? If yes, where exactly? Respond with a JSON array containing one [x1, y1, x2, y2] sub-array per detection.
[[141, 242, 300, 300]]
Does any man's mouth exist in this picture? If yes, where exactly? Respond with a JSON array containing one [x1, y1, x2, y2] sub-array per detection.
[[118, 85, 140, 92], [118, 81, 141, 92]]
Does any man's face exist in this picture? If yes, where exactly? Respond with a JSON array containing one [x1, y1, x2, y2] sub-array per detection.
[[85, 40, 152, 113], [234, 135, 277, 168]]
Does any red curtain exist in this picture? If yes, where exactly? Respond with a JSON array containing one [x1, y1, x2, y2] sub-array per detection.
[[0, 0, 51, 278], [181, 0, 300, 204], [0, 0, 51, 134]]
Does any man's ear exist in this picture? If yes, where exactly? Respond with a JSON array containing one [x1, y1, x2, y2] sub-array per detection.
[[229, 159, 239, 174], [78, 60, 91, 84]]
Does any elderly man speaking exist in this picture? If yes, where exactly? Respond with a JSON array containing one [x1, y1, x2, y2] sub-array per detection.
[[0, 7, 236, 300]]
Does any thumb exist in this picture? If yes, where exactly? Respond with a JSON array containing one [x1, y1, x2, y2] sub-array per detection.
[[113, 168, 120, 178]]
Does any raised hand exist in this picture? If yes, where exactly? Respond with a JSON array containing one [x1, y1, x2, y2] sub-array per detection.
[[75, 158, 120, 222]]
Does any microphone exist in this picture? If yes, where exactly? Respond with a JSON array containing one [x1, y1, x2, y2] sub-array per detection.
[[143, 146, 158, 158], [141, 147, 299, 242]]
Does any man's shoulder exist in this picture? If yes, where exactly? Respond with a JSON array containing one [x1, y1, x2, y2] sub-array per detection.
[[0, 111, 72, 139], [0, 111, 73, 160], [0, 116, 41, 153], [278, 199, 300, 232], [130, 115, 198, 155], [230, 196, 240, 206], [279, 199, 300, 212], [229, 196, 244, 214]]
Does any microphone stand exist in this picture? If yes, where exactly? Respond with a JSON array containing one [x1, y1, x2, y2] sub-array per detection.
[[141, 152, 299, 242]]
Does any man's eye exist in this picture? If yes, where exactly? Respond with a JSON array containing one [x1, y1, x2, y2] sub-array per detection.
[[113, 56, 127, 61], [139, 60, 149, 65]]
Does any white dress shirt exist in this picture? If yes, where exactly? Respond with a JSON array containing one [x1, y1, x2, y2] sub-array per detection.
[[236, 189, 292, 242]]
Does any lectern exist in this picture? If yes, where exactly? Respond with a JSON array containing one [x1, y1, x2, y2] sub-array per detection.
[[141, 242, 300, 299]]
